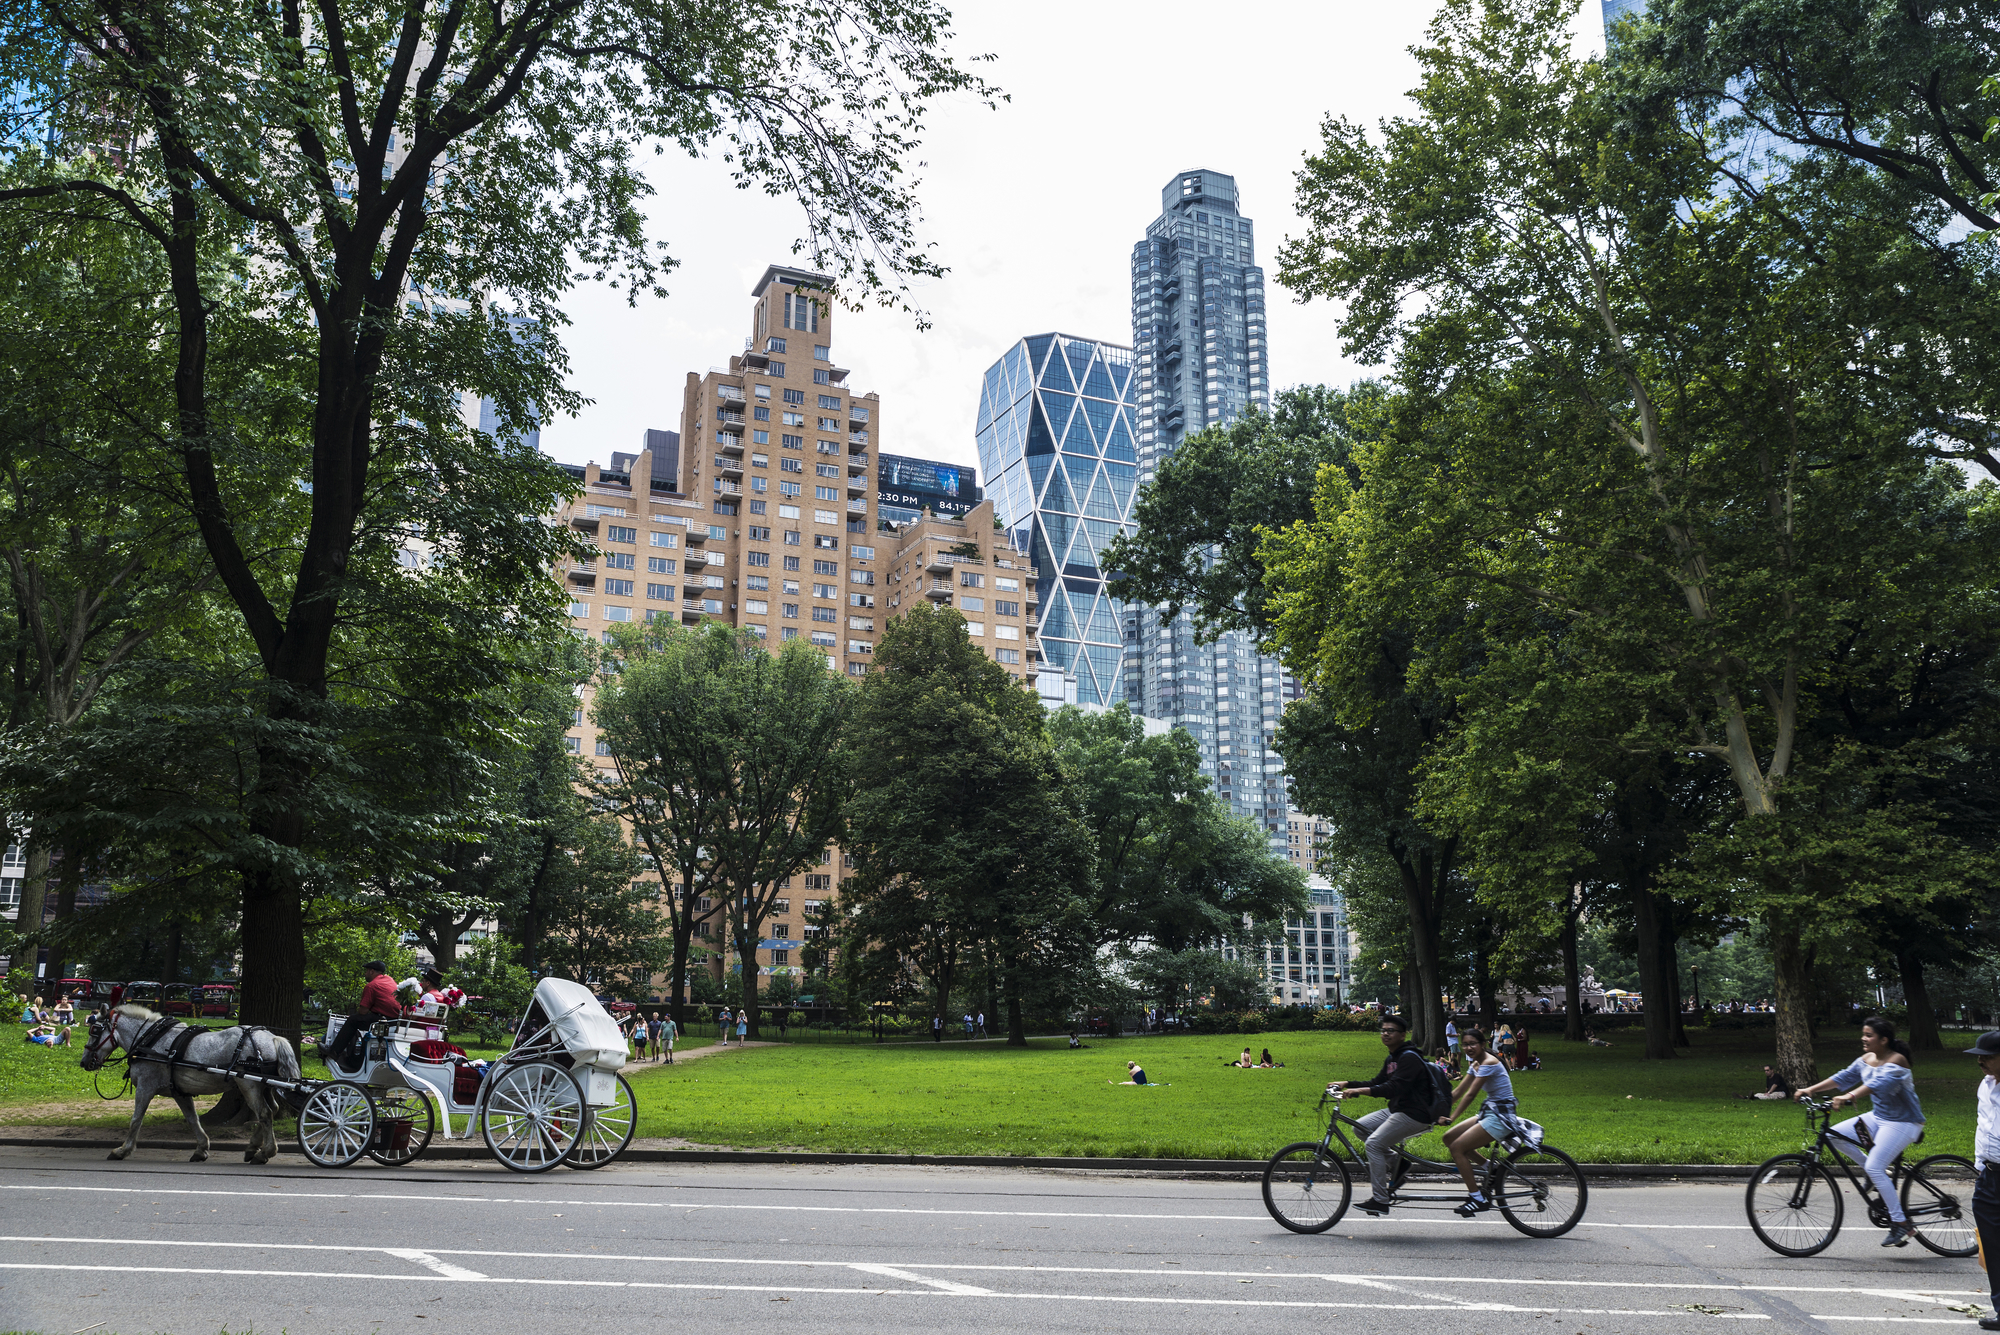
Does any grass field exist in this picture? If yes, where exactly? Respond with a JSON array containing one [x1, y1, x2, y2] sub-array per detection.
[[5, 1021, 1986, 1163], [619, 1028, 1989, 1165]]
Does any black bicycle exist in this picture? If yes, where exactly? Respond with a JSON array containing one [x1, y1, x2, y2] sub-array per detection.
[[1745, 1097, 1977, 1258], [1261, 1089, 1588, 1238]]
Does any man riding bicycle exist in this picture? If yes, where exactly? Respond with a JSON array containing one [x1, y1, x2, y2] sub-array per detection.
[[1329, 1014, 1440, 1215]]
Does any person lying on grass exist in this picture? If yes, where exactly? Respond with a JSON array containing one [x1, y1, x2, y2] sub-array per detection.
[[23, 1020, 69, 1046], [1110, 1060, 1159, 1086]]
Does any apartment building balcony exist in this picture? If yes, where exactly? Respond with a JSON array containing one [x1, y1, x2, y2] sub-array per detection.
[[1025, 617, 1039, 636], [848, 430, 869, 447], [846, 453, 867, 475], [845, 475, 866, 496], [924, 553, 953, 574], [569, 513, 599, 532], [712, 455, 743, 480], [826, 364, 850, 384], [716, 411, 746, 434], [924, 580, 953, 602], [713, 480, 741, 496], [715, 384, 746, 403], [846, 498, 867, 513], [848, 406, 870, 429], [716, 435, 745, 458], [681, 599, 705, 619], [568, 567, 595, 587], [685, 526, 708, 544], [742, 345, 771, 369]]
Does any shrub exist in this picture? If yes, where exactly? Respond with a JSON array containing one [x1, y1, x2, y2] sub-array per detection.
[[1235, 1010, 1266, 1034]]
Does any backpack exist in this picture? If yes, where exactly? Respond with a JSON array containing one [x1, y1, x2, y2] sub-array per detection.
[[1402, 1045, 1455, 1122]]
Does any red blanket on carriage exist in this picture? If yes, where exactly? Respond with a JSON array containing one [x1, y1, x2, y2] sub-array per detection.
[[410, 1039, 467, 1062]]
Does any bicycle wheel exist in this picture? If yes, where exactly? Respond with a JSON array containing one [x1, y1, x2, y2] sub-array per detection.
[[1900, 1154, 1978, 1258], [296, 1081, 376, 1169], [1746, 1154, 1844, 1257], [1493, 1144, 1588, 1238], [1262, 1142, 1351, 1233], [365, 1086, 436, 1167]]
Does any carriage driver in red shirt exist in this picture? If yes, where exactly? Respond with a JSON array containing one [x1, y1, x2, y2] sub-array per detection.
[[324, 960, 404, 1073]]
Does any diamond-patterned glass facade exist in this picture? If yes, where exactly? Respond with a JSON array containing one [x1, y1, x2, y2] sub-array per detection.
[[976, 333, 1140, 707]]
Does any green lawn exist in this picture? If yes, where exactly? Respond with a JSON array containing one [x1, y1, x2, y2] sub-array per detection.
[[622, 1028, 1989, 1164]]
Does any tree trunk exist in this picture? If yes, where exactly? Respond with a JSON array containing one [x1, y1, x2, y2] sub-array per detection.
[[1473, 935, 1498, 1035], [1629, 888, 1676, 1060], [163, 921, 182, 984], [1396, 849, 1449, 1051], [15, 840, 48, 983], [1771, 923, 1818, 1087], [1896, 949, 1943, 1052], [1561, 902, 1584, 1041], [1005, 967, 1026, 1046], [238, 861, 306, 1047], [737, 930, 761, 1040], [1661, 917, 1689, 1048], [668, 919, 693, 1027], [45, 869, 77, 993]]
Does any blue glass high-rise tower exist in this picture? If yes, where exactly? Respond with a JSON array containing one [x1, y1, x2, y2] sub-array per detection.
[[976, 333, 1142, 707], [1124, 170, 1291, 853]]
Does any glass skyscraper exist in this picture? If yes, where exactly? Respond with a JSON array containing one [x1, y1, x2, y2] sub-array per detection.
[[1601, 0, 1645, 32], [975, 333, 1141, 706], [1124, 170, 1292, 853]]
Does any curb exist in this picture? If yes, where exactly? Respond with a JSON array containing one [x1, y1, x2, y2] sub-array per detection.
[[0, 1135, 1751, 1179]]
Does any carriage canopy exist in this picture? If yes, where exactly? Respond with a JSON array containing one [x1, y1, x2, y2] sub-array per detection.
[[528, 978, 627, 1073]]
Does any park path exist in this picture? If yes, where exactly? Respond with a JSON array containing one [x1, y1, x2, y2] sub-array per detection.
[[616, 1039, 776, 1075]]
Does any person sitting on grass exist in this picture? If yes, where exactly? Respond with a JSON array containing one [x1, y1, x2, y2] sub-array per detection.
[[1738, 1065, 1794, 1101], [1109, 1060, 1153, 1086], [1233, 1047, 1254, 1068], [1585, 1027, 1611, 1047], [1259, 1048, 1282, 1068]]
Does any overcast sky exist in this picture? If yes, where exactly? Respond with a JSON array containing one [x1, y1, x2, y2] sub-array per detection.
[[539, 1, 1607, 477]]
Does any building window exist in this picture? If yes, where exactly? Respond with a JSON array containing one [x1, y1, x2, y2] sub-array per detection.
[[605, 606, 631, 621], [563, 736, 580, 752], [848, 640, 872, 654], [849, 570, 875, 586], [745, 599, 769, 614], [959, 572, 984, 588], [647, 556, 674, 573], [781, 627, 799, 640], [812, 606, 836, 622], [813, 369, 829, 384], [649, 531, 679, 549], [814, 535, 838, 550], [959, 596, 983, 612], [595, 740, 612, 756], [814, 509, 837, 525], [780, 481, 802, 497], [782, 603, 799, 619], [965, 621, 984, 636], [784, 292, 819, 332], [850, 545, 875, 560], [805, 874, 832, 891], [714, 502, 737, 516], [747, 551, 770, 567], [606, 525, 636, 544], [647, 583, 669, 600], [605, 551, 634, 570], [747, 624, 767, 639], [604, 578, 634, 597], [781, 456, 803, 473], [753, 429, 770, 444], [995, 625, 1020, 640], [766, 336, 787, 353], [810, 630, 835, 647], [996, 648, 1020, 663], [783, 388, 804, 405], [815, 486, 837, 501], [568, 601, 589, 618]]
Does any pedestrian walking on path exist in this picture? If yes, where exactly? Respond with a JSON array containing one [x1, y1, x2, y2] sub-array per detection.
[[1966, 1029, 2000, 1329], [976, 1011, 986, 1038], [932, 1015, 941, 1043], [719, 1007, 732, 1046], [736, 1011, 749, 1043]]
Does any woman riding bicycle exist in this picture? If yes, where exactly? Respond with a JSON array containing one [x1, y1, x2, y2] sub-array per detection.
[[1794, 1014, 1925, 1248], [1440, 1027, 1529, 1216]]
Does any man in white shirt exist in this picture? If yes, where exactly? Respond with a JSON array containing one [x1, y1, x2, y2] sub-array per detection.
[[1968, 1030, 2000, 1331], [1445, 1018, 1459, 1057]]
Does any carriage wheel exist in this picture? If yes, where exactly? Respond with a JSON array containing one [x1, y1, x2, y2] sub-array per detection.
[[365, 1086, 437, 1167], [565, 1073, 638, 1170], [296, 1081, 376, 1168], [481, 1060, 586, 1173]]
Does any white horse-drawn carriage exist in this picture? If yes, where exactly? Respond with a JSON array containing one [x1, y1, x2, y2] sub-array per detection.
[[83, 977, 638, 1173], [301, 977, 639, 1172]]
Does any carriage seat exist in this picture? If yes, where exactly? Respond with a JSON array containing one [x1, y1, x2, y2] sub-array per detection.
[[410, 1039, 467, 1063]]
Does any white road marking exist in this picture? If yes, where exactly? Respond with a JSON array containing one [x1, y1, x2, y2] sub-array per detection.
[[1, 1234, 1981, 1307], [385, 1247, 488, 1281], [848, 1263, 995, 1295], [0, 1181, 1754, 1229]]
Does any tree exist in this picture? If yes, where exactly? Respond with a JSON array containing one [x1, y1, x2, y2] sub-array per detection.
[[1046, 703, 1305, 953], [1100, 385, 1369, 640], [537, 810, 665, 998], [1272, 0, 2000, 1081], [593, 622, 852, 1031], [0, 0, 997, 1039], [841, 603, 1094, 1044]]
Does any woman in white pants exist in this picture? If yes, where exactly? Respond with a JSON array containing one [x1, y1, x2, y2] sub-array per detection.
[[1795, 1015, 1925, 1247]]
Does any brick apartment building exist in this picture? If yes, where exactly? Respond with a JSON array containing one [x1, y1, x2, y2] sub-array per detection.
[[550, 265, 1039, 998]]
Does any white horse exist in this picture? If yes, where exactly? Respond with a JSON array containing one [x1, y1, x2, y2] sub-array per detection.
[[80, 1004, 297, 1164]]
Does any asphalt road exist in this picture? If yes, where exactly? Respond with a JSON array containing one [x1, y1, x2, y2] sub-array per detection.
[[0, 1146, 1991, 1334]]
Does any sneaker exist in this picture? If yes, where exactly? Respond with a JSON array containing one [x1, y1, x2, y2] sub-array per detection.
[[1454, 1195, 1492, 1217], [1356, 1197, 1392, 1216], [1882, 1224, 1912, 1248]]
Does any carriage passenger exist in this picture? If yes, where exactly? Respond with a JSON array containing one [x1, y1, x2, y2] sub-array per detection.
[[325, 961, 404, 1073]]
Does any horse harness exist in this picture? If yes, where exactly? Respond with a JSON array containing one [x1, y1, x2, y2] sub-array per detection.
[[126, 1017, 278, 1093]]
